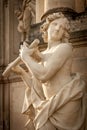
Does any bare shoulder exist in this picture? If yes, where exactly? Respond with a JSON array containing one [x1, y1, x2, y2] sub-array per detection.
[[56, 43, 73, 53], [54, 43, 73, 58], [58, 43, 73, 50]]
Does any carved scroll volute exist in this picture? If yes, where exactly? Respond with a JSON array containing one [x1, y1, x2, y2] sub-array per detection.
[[15, 0, 36, 43]]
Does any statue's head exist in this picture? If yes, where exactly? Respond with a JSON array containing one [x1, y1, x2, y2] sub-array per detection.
[[41, 12, 70, 43]]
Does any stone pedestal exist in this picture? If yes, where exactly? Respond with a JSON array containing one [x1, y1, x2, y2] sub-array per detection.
[[75, 0, 85, 12], [44, 0, 75, 12]]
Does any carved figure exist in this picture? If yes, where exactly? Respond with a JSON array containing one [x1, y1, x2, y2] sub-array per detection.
[[11, 13, 86, 130], [15, 0, 35, 42]]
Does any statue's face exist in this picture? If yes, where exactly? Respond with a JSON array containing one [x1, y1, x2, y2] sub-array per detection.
[[47, 18, 65, 42]]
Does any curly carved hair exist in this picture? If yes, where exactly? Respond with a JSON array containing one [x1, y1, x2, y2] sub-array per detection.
[[40, 12, 70, 43]]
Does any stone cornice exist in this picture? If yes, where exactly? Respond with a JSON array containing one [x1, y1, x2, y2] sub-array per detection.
[[70, 29, 87, 47], [0, 75, 22, 84]]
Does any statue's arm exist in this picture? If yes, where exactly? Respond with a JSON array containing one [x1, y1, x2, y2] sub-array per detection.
[[20, 44, 72, 82], [41, 44, 72, 82]]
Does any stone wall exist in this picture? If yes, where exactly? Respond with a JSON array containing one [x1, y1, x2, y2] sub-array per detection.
[[10, 82, 27, 130]]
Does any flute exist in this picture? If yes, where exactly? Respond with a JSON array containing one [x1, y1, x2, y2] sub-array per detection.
[[2, 39, 40, 77]]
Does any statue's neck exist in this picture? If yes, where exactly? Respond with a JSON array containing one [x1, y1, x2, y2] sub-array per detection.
[[48, 39, 69, 49], [48, 40, 61, 49]]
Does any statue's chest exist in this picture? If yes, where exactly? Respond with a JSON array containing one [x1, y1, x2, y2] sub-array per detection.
[[42, 52, 52, 66], [41, 47, 57, 66]]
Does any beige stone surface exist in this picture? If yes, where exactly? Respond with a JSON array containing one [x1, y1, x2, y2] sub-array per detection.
[[36, 0, 44, 22], [72, 47, 87, 84], [10, 81, 28, 130], [73, 47, 87, 58], [44, 0, 75, 12], [75, 0, 85, 12], [72, 47, 87, 73]]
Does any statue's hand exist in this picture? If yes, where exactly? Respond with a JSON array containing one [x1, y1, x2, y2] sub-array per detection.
[[11, 65, 23, 75], [19, 42, 35, 59]]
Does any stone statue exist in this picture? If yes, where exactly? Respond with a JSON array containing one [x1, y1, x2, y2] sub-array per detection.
[[15, 0, 35, 42], [10, 13, 86, 130]]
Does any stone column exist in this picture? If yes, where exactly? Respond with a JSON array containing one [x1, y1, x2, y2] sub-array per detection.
[[0, 0, 4, 129], [85, 0, 87, 9], [44, 0, 75, 12], [75, 0, 85, 12], [36, 0, 44, 23], [0, 0, 4, 66]]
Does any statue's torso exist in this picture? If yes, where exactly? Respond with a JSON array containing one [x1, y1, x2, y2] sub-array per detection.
[[42, 45, 73, 99]]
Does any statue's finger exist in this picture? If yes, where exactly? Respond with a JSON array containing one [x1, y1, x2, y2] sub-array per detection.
[[20, 45, 23, 49], [23, 41, 29, 47]]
